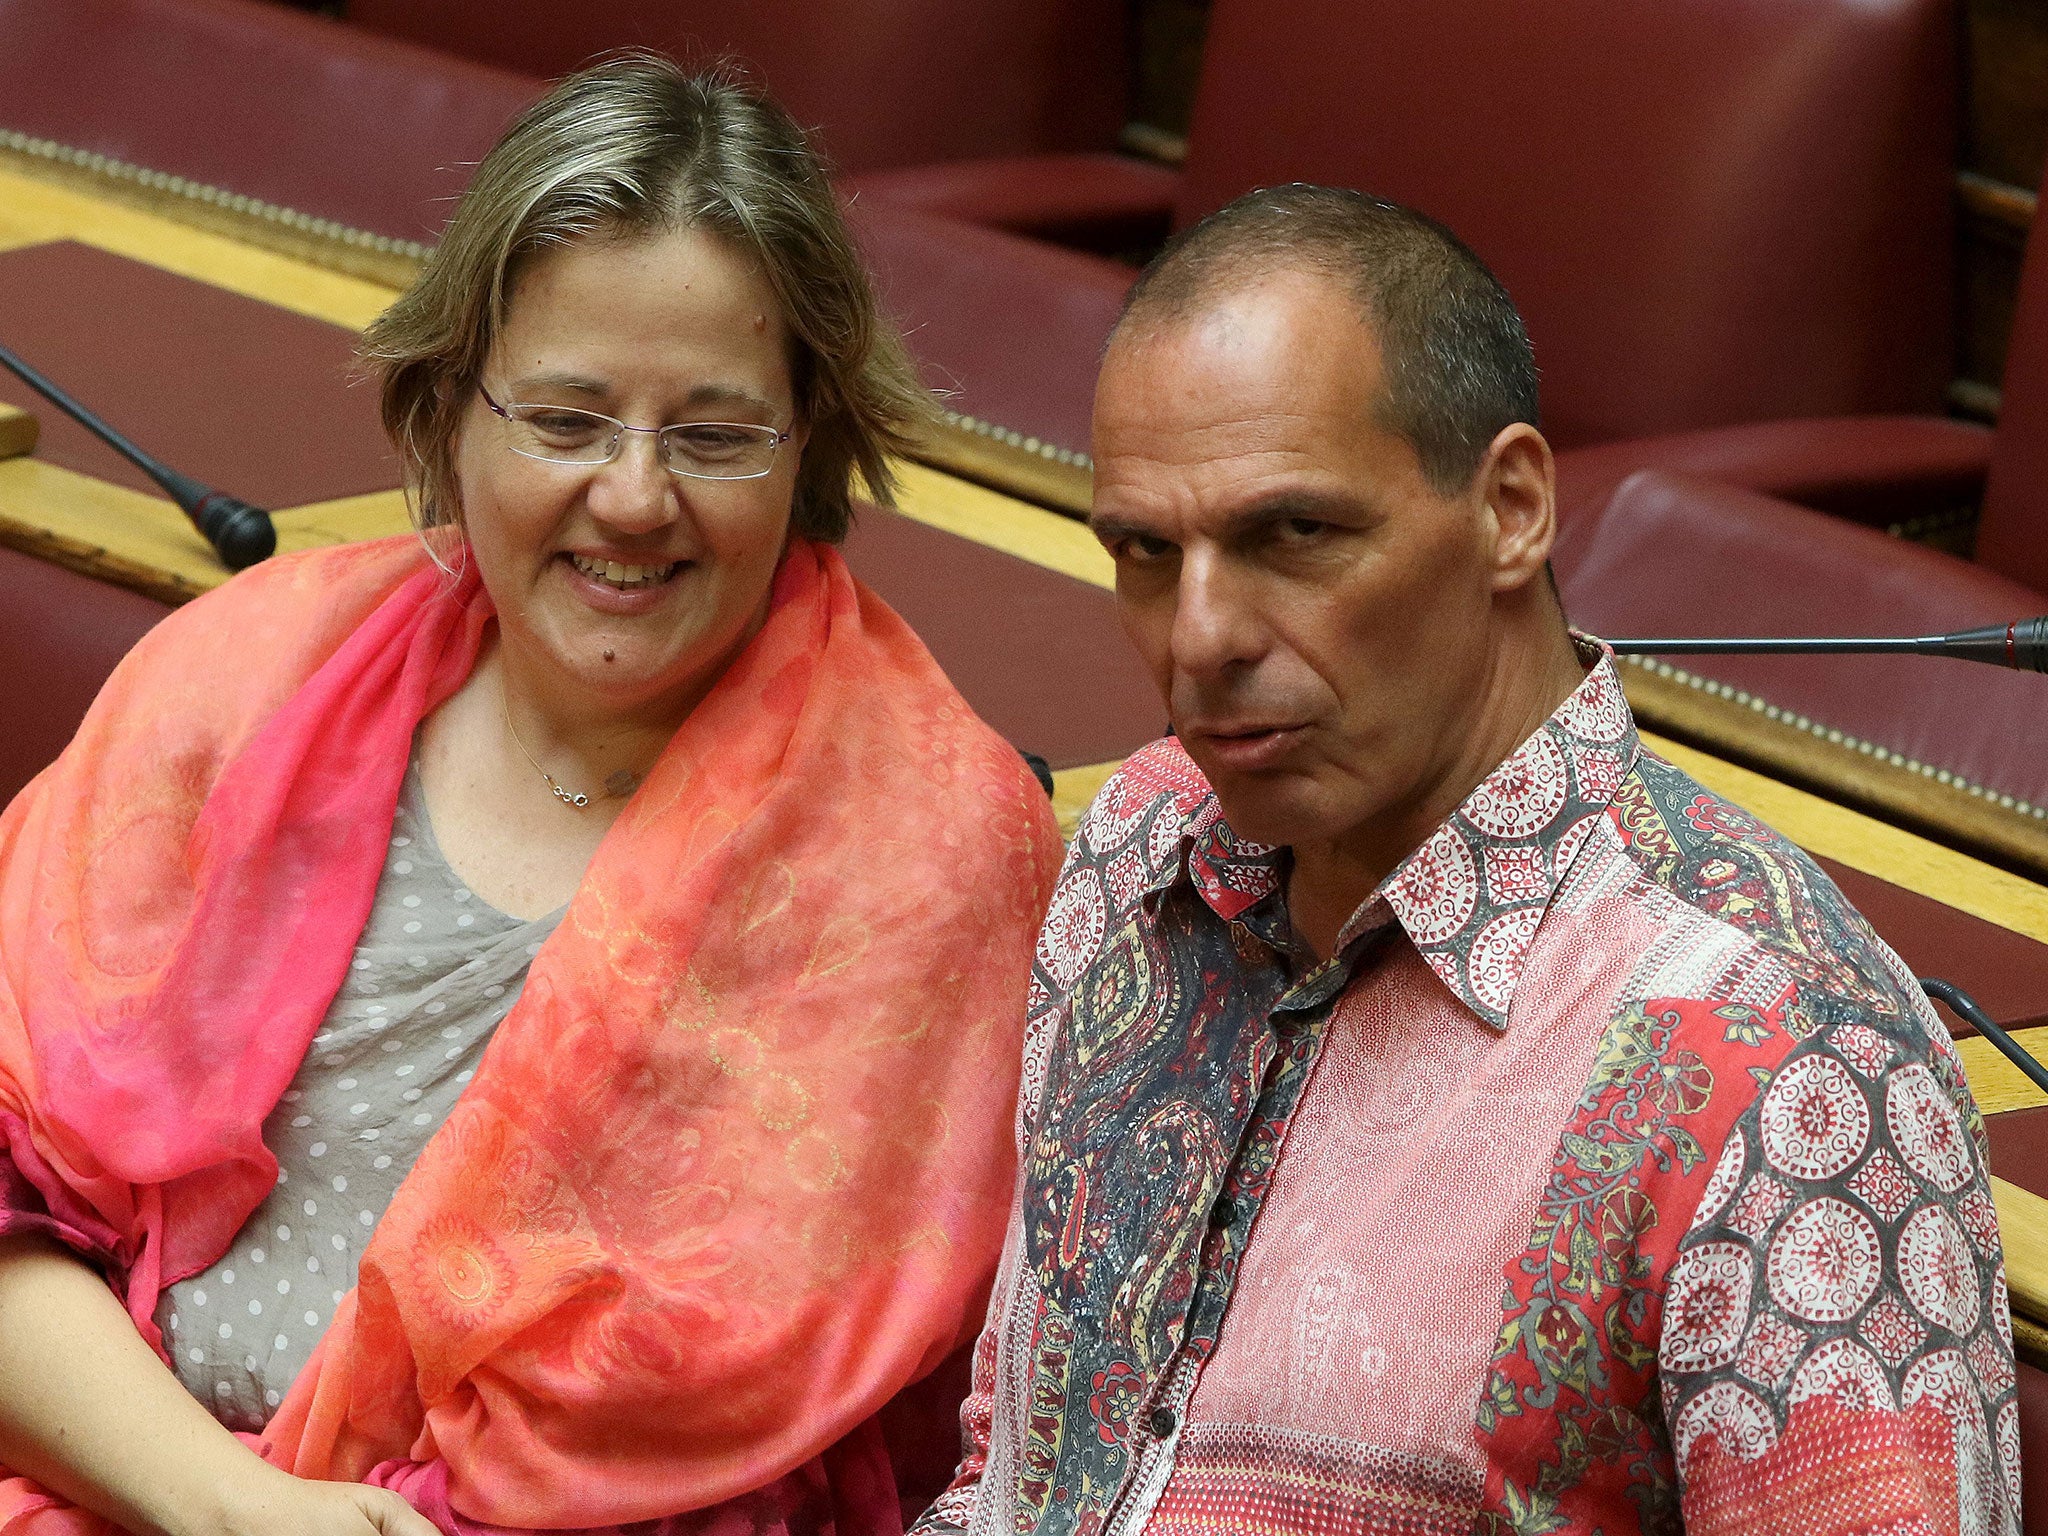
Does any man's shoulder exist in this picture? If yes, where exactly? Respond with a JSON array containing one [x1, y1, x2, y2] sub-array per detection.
[[1603, 748, 1926, 1036], [1067, 737, 1215, 875]]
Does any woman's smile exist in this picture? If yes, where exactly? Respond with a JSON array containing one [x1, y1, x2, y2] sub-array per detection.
[[556, 548, 694, 616]]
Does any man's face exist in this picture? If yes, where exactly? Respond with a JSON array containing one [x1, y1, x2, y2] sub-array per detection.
[[1090, 271, 1506, 857]]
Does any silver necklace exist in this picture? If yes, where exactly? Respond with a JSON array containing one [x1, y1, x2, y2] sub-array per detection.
[[500, 679, 594, 809]]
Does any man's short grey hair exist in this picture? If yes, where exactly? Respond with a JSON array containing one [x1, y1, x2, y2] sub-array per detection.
[[1115, 184, 1540, 495]]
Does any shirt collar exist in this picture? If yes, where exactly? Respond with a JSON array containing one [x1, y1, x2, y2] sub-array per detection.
[[1164, 638, 1640, 1029]]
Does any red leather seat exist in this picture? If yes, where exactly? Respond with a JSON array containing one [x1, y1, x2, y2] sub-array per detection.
[[1554, 469, 2048, 814], [338, 0, 1129, 179], [859, 0, 1956, 460], [0, 0, 541, 247], [0, 547, 170, 808], [1554, 155, 2048, 590], [0, 0, 1129, 471], [845, 202, 1134, 459], [2024, 1360, 2048, 1536]]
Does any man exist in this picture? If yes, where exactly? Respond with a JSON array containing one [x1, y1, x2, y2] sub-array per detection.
[[913, 185, 2016, 1536]]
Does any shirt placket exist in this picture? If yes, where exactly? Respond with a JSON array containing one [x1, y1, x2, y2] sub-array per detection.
[[1097, 926, 1383, 1536]]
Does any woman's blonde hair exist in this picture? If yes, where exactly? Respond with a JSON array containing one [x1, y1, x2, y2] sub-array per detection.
[[360, 54, 935, 542]]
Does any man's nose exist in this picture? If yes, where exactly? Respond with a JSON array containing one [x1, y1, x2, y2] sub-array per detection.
[[585, 429, 678, 532], [1170, 549, 1267, 680]]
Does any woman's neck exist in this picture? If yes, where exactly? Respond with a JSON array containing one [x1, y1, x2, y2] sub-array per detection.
[[491, 636, 699, 801]]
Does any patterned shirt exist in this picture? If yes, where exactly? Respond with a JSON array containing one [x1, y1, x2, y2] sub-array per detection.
[[913, 650, 2018, 1536]]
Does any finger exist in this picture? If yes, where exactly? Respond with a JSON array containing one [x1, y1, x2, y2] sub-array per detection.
[[346, 1483, 445, 1536]]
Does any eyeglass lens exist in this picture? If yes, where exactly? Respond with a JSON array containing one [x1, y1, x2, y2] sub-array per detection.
[[500, 402, 783, 479]]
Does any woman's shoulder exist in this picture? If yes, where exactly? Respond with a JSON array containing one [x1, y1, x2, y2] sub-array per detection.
[[119, 537, 428, 677], [80, 535, 433, 748]]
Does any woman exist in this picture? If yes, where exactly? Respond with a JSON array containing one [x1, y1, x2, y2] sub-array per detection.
[[0, 57, 1060, 1536]]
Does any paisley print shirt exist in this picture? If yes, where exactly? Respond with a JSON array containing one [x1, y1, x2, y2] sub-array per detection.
[[911, 652, 2017, 1536]]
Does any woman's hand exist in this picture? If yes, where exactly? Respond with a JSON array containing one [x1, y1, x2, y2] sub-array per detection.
[[198, 1465, 442, 1536], [0, 1235, 439, 1536]]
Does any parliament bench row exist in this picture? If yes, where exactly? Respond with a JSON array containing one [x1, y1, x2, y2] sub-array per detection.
[[1, 0, 2046, 851]]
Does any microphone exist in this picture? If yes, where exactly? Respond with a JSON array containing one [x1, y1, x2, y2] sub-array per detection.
[[0, 342, 276, 571], [1610, 619, 2048, 673]]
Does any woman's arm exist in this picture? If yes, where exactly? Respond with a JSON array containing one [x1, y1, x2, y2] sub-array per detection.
[[0, 1235, 438, 1536]]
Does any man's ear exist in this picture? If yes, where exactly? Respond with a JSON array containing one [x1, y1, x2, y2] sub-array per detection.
[[1476, 422, 1556, 594]]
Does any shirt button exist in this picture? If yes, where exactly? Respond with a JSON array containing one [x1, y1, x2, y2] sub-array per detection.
[[1149, 1407, 1178, 1438], [1209, 1197, 1237, 1229]]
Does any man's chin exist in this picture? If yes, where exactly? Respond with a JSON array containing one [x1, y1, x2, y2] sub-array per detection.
[[1198, 770, 1330, 851]]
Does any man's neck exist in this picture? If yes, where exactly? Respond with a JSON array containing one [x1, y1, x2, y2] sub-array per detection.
[[1286, 619, 1589, 960]]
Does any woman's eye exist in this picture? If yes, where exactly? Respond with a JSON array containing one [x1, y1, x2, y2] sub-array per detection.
[[526, 411, 603, 442], [673, 425, 755, 460]]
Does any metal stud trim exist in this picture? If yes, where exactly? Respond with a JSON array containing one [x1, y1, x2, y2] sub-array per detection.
[[1619, 652, 2046, 821]]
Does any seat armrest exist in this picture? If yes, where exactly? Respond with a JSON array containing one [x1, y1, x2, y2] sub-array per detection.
[[843, 154, 1182, 253], [1552, 415, 1996, 568]]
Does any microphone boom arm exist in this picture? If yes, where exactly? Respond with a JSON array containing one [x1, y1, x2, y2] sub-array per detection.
[[1610, 618, 2048, 674], [0, 343, 276, 571]]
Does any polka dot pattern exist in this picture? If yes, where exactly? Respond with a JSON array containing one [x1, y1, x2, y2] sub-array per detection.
[[157, 765, 560, 1430]]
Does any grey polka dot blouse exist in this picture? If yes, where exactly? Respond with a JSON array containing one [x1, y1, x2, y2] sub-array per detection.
[[155, 765, 563, 1430]]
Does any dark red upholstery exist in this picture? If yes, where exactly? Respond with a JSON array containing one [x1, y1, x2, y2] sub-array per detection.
[[1553, 161, 2047, 586], [843, 155, 1180, 252], [1977, 171, 2048, 596], [1174, 0, 1955, 449], [1556, 470, 2048, 811], [2023, 1360, 2048, 1536], [846, 203, 1134, 457], [339, 0, 1128, 176], [0, 0, 1128, 467], [0, 0, 540, 246], [0, 546, 169, 808], [848, 0, 1957, 460], [1551, 416, 1997, 562]]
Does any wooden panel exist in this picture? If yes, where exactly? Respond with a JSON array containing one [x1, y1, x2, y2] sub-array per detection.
[[0, 405, 34, 461], [1997, 1174, 2048, 1325], [1956, 1027, 2048, 1116]]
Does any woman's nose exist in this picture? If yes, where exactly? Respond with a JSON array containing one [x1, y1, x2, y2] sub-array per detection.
[[585, 429, 678, 531]]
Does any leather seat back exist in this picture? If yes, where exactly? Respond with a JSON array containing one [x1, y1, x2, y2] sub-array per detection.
[[846, 202, 1134, 455], [0, 547, 169, 808], [2023, 1359, 2048, 1536], [1558, 469, 2048, 812], [1976, 165, 2048, 595], [341, 0, 1128, 174], [1176, 0, 1956, 450], [0, 0, 540, 245]]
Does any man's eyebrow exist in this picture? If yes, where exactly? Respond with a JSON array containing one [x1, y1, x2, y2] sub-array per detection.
[[1089, 512, 1164, 545], [1230, 490, 1372, 527], [1091, 491, 1374, 546]]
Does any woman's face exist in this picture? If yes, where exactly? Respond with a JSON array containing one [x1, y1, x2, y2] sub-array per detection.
[[452, 226, 806, 716]]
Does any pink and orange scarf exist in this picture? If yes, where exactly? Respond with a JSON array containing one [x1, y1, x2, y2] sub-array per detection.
[[0, 535, 1060, 1531]]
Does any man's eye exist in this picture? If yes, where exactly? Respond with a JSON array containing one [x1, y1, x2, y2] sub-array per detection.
[[1279, 517, 1327, 540], [1117, 534, 1175, 562]]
